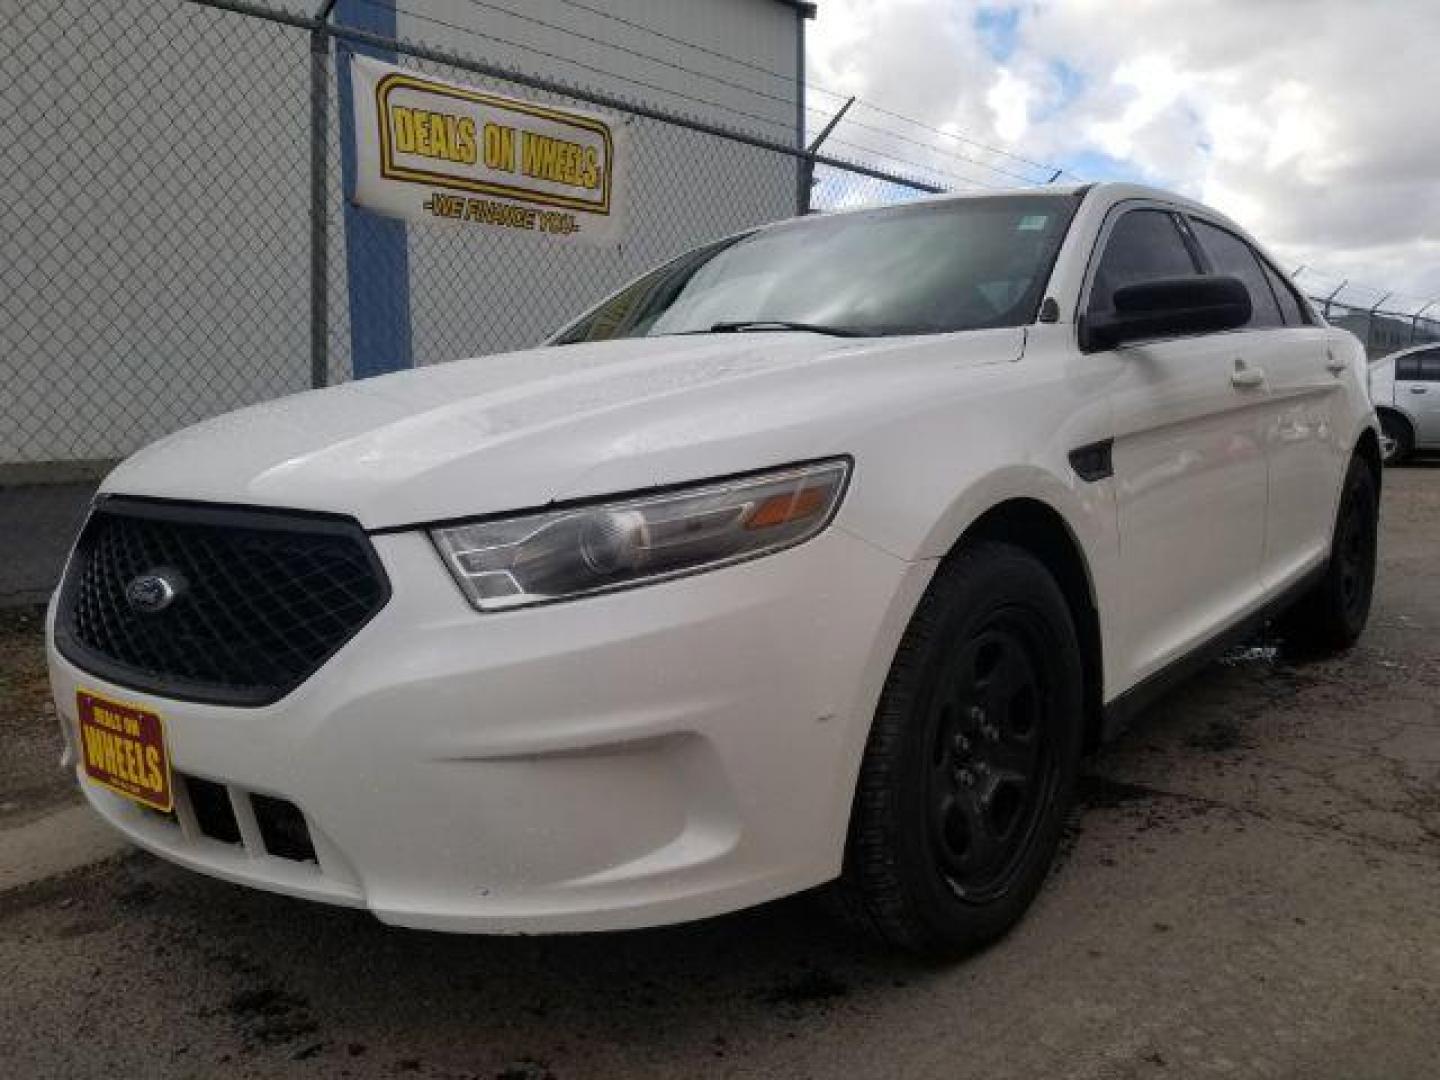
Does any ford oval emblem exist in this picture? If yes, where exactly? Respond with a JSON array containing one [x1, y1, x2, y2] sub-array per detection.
[[125, 570, 183, 615]]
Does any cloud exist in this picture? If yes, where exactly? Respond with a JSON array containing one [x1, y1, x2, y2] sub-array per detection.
[[807, 0, 1440, 304]]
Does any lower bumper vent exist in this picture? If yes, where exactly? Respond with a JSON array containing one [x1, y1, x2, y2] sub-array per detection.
[[149, 774, 316, 864], [252, 793, 317, 863]]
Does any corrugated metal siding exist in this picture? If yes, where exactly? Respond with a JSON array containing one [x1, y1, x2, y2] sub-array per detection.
[[3, 0, 803, 463], [395, 0, 805, 373], [403, 0, 799, 143]]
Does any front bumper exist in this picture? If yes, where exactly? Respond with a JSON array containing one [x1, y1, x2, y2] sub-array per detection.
[[48, 525, 928, 932]]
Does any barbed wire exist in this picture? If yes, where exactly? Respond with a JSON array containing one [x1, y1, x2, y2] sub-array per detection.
[[1291, 267, 1440, 318], [354, 0, 801, 138], [394, 0, 1068, 186]]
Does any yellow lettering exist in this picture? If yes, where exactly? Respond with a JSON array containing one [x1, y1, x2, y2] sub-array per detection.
[[519, 133, 598, 189], [100, 731, 120, 778], [144, 746, 163, 792], [392, 105, 415, 153], [428, 112, 449, 159], [82, 725, 107, 768], [482, 122, 511, 170], [456, 117, 478, 165]]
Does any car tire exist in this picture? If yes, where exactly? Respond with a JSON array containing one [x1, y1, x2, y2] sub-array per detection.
[[1280, 455, 1379, 655], [831, 540, 1083, 958], [1378, 411, 1413, 465]]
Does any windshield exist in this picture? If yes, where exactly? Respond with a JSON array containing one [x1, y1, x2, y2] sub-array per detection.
[[554, 194, 1081, 343]]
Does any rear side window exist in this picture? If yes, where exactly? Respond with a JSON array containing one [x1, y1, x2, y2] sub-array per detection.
[[1398, 349, 1440, 381], [1087, 209, 1199, 315], [1190, 219, 1283, 328], [1260, 260, 1311, 325]]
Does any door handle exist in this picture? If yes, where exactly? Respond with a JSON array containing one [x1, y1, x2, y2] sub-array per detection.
[[1231, 360, 1265, 389], [1325, 351, 1346, 374], [1411, 386, 1429, 394]]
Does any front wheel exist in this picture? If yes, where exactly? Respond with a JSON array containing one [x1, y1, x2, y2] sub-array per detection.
[[1280, 456, 1379, 654], [832, 541, 1083, 958]]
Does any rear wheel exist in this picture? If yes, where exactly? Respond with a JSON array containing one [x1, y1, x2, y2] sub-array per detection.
[[832, 541, 1083, 958], [1280, 456, 1379, 654], [1378, 412, 1412, 465]]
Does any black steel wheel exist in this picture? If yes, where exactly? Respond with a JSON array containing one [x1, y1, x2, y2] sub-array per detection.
[[833, 540, 1083, 957], [1281, 454, 1379, 654], [923, 612, 1060, 905]]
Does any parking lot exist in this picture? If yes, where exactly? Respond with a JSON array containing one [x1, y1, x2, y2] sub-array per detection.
[[1, 464, 1437, 1080]]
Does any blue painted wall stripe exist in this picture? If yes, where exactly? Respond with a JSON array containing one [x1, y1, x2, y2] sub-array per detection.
[[334, 0, 413, 380]]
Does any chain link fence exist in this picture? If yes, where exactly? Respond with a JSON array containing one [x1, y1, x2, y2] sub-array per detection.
[[0, 0, 934, 478], [0, 0, 940, 603], [1292, 269, 1440, 359]]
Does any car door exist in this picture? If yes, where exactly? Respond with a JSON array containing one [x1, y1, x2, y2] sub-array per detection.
[[1396, 347, 1440, 443], [1083, 204, 1269, 686], [1186, 217, 1343, 588]]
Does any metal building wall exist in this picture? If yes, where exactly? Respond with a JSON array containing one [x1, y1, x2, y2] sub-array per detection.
[[390, 0, 804, 376], [1, 0, 803, 466]]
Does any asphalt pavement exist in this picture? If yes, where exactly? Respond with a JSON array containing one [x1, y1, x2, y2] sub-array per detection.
[[1, 465, 1437, 1080], [0, 482, 97, 607]]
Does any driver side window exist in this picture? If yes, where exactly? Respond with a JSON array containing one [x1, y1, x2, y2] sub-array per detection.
[[1087, 210, 1199, 315]]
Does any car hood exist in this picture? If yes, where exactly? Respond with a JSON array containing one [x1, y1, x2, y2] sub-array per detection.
[[103, 329, 1025, 529]]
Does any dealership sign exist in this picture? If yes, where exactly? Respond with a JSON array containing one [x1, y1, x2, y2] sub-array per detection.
[[350, 56, 626, 246]]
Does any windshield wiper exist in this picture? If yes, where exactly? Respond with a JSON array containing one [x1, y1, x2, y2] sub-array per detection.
[[703, 319, 869, 337]]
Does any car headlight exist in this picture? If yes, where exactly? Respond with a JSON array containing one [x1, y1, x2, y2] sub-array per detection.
[[430, 458, 850, 611]]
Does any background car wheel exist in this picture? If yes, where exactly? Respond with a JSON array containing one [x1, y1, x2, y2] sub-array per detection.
[[831, 540, 1083, 958], [1280, 455, 1379, 655], [1378, 412, 1413, 465]]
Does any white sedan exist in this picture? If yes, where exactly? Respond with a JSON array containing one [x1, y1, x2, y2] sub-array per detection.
[[1369, 343, 1440, 462], [48, 182, 1380, 957]]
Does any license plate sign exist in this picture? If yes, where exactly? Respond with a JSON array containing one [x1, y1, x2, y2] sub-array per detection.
[[76, 691, 174, 812]]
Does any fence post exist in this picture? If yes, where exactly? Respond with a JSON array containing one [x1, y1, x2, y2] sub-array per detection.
[[799, 96, 855, 215], [1366, 293, 1391, 353], [1322, 280, 1347, 321], [309, 3, 337, 389], [1411, 299, 1438, 345]]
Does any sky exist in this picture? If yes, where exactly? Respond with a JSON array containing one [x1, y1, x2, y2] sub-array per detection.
[[806, 0, 1440, 310]]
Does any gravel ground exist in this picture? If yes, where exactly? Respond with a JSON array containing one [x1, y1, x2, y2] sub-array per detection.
[[1, 464, 1437, 1080], [0, 605, 72, 828]]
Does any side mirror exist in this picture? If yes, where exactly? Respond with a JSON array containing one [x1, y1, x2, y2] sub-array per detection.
[[1082, 275, 1252, 351]]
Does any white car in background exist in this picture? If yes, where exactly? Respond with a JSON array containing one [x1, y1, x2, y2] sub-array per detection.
[[48, 182, 1381, 958], [1370, 343, 1440, 463]]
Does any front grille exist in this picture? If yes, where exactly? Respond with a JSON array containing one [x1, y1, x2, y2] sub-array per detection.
[[56, 497, 390, 706]]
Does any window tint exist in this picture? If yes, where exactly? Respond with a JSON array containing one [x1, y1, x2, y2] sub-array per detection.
[[1395, 350, 1440, 380], [1087, 210, 1198, 315], [1260, 259, 1310, 326], [1191, 219, 1283, 328]]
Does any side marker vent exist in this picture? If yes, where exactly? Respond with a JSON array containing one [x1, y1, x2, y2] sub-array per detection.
[[1069, 439, 1114, 482]]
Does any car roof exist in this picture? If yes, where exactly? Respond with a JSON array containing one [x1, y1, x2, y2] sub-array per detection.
[[1375, 342, 1438, 363], [793, 181, 1244, 232]]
